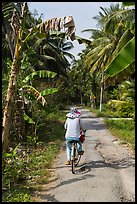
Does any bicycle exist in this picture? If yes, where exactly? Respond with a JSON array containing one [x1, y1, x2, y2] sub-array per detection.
[[70, 140, 82, 174]]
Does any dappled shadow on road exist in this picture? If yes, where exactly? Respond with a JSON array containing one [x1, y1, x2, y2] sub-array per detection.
[[32, 173, 94, 202], [55, 173, 94, 187], [36, 193, 59, 202], [32, 158, 134, 202], [78, 157, 135, 172], [84, 120, 106, 131]]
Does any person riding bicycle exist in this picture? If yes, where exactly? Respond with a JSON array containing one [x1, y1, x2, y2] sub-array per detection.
[[64, 107, 86, 165]]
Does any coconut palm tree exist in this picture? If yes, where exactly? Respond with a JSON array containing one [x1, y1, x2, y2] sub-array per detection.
[[27, 31, 75, 76], [75, 3, 135, 109], [82, 3, 133, 74]]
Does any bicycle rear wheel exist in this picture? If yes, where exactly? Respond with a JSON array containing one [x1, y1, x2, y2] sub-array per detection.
[[71, 142, 81, 174]]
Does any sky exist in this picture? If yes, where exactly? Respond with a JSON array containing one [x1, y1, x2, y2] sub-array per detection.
[[28, 2, 122, 59]]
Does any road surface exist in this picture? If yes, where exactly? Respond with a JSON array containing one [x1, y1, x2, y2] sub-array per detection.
[[33, 108, 135, 202]]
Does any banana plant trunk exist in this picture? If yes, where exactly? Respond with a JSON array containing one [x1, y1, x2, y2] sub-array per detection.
[[2, 35, 21, 151]]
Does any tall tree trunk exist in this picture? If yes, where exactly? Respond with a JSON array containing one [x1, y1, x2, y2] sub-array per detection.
[[2, 36, 20, 151]]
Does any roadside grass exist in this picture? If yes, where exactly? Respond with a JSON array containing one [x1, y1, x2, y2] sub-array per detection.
[[2, 109, 66, 202], [87, 106, 135, 151], [104, 119, 135, 151], [3, 106, 135, 202], [2, 187, 31, 202]]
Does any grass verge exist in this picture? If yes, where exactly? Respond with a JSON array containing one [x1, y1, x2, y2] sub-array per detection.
[[2, 110, 66, 202], [86, 106, 135, 151], [104, 119, 135, 151]]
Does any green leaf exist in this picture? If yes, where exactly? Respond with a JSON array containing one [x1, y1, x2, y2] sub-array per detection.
[[13, 146, 19, 156], [23, 113, 35, 124], [41, 88, 58, 96], [22, 85, 47, 106], [22, 70, 57, 83], [105, 37, 135, 77]]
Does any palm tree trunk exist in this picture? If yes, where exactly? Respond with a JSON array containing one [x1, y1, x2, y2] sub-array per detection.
[[2, 36, 20, 151]]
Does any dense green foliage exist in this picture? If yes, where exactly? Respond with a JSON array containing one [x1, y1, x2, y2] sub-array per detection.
[[2, 2, 135, 202], [2, 109, 66, 202]]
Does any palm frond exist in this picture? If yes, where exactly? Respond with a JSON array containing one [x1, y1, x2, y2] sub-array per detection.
[[62, 51, 75, 60]]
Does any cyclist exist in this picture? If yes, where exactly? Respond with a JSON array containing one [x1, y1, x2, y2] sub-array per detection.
[[64, 107, 86, 165], [70, 107, 81, 115]]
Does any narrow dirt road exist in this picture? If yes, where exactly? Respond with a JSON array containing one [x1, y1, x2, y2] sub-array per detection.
[[33, 108, 135, 202]]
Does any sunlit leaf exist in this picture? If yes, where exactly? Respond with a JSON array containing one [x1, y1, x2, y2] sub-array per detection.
[[22, 70, 57, 83], [104, 37, 135, 77], [41, 88, 58, 96], [22, 85, 47, 106], [23, 113, 35, 124]]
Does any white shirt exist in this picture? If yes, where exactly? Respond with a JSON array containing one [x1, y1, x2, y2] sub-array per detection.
[[64, 117, 85, 139]]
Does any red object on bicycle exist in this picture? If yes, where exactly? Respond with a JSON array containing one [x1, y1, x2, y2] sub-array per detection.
[[79, 134, 85, 143], [79, 118, 85, 143]]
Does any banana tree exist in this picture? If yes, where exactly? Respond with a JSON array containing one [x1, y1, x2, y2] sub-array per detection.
[[2, 3, 28, 151], [21, 69, 58, 106], [20, 70, 58, 127], [104, 36, 135, 77], [104, 2, 135, 78], [2, 2, 76, 151]]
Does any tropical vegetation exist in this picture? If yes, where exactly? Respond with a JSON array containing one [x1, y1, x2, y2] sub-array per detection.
[[2, 2, 135, 202]]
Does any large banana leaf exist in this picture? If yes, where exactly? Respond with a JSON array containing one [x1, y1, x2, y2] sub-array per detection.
[[22, 70, 57, 83], [104, 36, 135, 77], [22, 85, 58, 106], [22, 85, 47, 106]]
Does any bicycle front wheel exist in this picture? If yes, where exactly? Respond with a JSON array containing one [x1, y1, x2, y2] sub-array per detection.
[[75, 150, 81, 166]]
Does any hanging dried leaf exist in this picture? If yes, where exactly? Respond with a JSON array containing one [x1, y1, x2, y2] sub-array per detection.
[[30, 15, 76, 41]]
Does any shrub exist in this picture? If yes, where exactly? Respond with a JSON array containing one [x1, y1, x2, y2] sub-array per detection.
[[117, 102, 135, 118], [107, 100, 134, 118]]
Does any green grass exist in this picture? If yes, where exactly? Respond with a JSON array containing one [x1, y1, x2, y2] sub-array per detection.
[[86, 106, 135, 151], [2, 187, 31, 202], [104, 119, 135, 151]]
